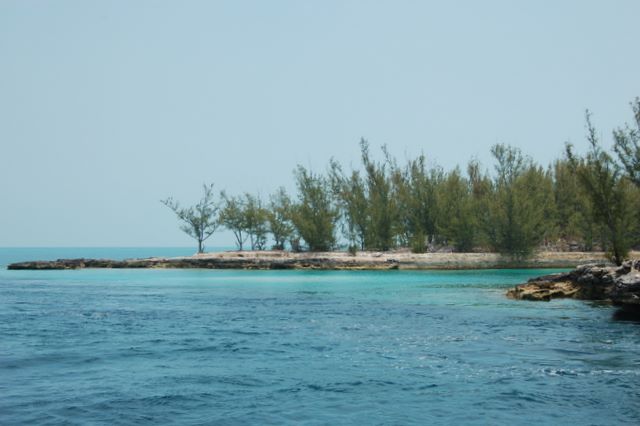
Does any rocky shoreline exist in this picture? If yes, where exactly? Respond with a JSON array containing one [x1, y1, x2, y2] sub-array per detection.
[[507, 260, 640, 307], [6, 250, 625, 271]]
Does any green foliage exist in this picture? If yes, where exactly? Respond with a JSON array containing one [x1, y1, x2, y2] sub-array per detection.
[[267, 187, 294, 250], [409, 230, 427, 253], [243, 193, 269, 250], [161, 183, 220, 253], [467, 160, 494, 250], [219, 192, 248, 250], [485, 144, 551, 259], [329, 159, 369, 250], [391, 155, 440, 252], [552, 159, 595, 248], [513, 165, 556, 250], [291, 166, 338, 251], [613, 98, 640, 186], [566, 111, 637, 265], [163, 97, 640, 260], [437, 167, 476, 252], [360, 139, 396, 251], [220, 192, 269, 250], [329, 140, 398, 252]]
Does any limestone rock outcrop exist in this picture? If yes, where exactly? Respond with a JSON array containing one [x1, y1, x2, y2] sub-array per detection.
[[507, 260, 640, 306]]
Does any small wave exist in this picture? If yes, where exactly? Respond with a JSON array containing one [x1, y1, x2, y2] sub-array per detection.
[[0, 353, 100, 369], [231, 330, 266, 336], [306, 383, 351, 393], [498, 389, 547, 404], [140, 394, 195, 406]]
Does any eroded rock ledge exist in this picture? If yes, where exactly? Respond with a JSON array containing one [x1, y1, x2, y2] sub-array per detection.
[[6, 251, 614, 271], [6, 253, 400, 271], [507, 260, 640, 306], [6, 256, 403, 270]]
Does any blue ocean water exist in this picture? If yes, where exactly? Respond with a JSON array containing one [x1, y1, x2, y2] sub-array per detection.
[[1, 249, 639, 425]]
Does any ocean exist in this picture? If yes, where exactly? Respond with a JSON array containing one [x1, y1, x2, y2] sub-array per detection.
[[1, 248, 639, 425]]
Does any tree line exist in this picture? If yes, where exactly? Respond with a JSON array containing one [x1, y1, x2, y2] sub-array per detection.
[[163, 98, 640, 265]]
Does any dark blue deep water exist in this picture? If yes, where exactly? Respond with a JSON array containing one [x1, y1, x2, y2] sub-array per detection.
[[1, 249, 639, 425]]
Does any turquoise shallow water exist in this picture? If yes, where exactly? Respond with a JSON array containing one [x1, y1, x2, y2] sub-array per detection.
[[1, 249, 639, 425]]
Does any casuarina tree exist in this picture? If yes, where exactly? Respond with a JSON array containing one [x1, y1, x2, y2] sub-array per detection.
[[161, 183, 220, 253]]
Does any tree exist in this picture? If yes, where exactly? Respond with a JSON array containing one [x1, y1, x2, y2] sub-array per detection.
[[328, 159, 369, 251], [243, 193, 269, 250], [613, 98, 640, 186], [486, 144, 551, 259], [467, 160, 494, 250], [161, 183, 220, 253], [219, 192, 248, 250], [392, 155, 442, 252], [360, 140, 396, 251], [513, 165, 556, 250], [566, 111, 636, 265], [267, 187, 294, 250], [552, 158, 595, 249], [437, 167, 476, 251], [291, 166, 338, 251]]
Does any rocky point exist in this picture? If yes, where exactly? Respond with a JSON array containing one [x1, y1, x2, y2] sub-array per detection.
[[507, 259, 640, 307]]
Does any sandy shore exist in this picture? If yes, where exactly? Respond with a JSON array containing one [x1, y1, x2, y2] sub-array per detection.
[[7, 250, 633, 270]]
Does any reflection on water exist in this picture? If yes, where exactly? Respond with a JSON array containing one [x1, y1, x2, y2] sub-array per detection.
[[613, 305, 640, 323]]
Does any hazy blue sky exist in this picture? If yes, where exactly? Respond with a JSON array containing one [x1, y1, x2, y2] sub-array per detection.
[[1, 0, 639, 248]]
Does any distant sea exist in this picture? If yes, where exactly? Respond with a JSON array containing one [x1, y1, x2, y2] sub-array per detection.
[[1, 248, 639, 425]]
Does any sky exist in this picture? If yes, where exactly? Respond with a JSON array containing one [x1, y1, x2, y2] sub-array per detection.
[[1, 0, 639, 248]]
